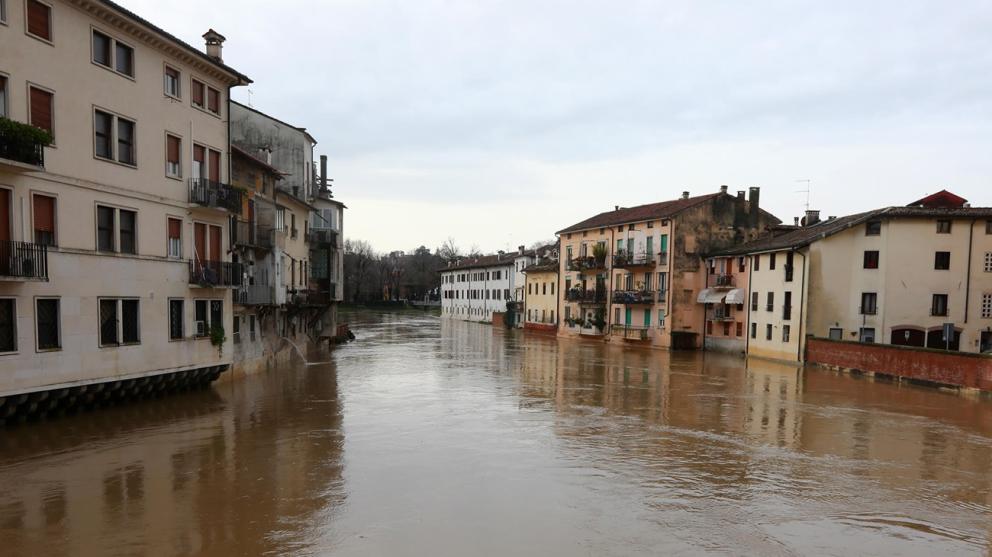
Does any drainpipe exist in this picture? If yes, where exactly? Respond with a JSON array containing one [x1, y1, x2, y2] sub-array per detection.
[[744, 254, 752, 357], [607, 226, 615, 335], [796, 249, 807, 362], [964, 218, 975, 325]]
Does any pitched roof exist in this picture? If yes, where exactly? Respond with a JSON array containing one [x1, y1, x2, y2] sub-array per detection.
[[556, 193, 720, 234], [522, 261, 559, 273], [442, 254, 517, 272], [712, 205, 992, 256], [231, 144, 284, 177], [907, 189, 967, 208], [93, 0, 251, 85]]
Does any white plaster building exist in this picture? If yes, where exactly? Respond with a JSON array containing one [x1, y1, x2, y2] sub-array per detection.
[[440, 254, 516, 323]]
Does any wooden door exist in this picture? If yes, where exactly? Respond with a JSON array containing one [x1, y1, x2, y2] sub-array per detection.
[[209, 225, 221, 262], [194, 223, 206, 262], [0, 190, 10, 242]]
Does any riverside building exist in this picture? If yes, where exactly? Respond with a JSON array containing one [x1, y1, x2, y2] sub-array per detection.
[[557, 187, 779, 349], [440, 254, 516, 323], [0, 0, 251, 416], [712, 190, 992, 362]]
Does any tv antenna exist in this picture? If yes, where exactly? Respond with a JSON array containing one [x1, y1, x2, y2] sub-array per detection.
[[795, 179, 812, 211]]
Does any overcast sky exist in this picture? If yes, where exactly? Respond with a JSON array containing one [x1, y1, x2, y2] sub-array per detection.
[[125, 0, 992, 254]]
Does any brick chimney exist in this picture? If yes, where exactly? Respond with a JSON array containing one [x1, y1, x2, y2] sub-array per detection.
[[748, 187, 760, 228], [682, 191, 690, 200]]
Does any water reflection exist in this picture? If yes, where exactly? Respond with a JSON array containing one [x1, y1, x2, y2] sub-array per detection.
[[0, 360, 345, 556]]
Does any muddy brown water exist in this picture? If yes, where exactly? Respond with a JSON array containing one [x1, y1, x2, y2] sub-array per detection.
[[2, 311, 992, 556]]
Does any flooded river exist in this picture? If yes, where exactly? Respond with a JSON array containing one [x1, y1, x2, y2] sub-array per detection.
[[2, 311, 992, 556]]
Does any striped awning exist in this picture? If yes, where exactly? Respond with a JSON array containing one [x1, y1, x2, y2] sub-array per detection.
[[696, 288, 727, 304]]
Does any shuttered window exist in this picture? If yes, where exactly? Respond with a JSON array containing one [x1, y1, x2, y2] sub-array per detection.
[[208, 149, 221, 182], [33, 194, 55, 246], [191, 79, 205, 107], [207, 87, 220, 114], [27, 0, 51, 41], [29, 86, 53, 135], [167, 218, 182, 257], [192, 144, 205, 179], [166, 134, 181, 177]]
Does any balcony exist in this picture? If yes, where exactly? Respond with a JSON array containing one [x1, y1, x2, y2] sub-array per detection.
[[565, 287, 607, 304], [708, 274, 736, 289], [612, 290, 655, 305], [233, 221, 274, 250], [610, 324, 650, 341], [0, 117, 49, 169], [657, 251, 669, 266], [0, 241, 49, 280], [189, 178, 243, 213], [566, 256, 606, 272], [188, 260, 242, 288], [709, 308, 735, 322], [286, 289, 333, 306], [307, 229, 338, 246], [612, 252, 655, 269], [235, 284, 274, 305]]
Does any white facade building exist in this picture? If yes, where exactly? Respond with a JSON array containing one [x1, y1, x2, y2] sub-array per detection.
[[440, 255, 516, 323]]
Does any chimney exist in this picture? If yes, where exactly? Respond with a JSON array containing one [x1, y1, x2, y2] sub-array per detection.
[[719, 185, 728, 194], [518, 245, 525, 255], [615, 205, 619, 211], [794, 217, 800, 226], [202, 29, 226, 62], [804, 209, 821, 226], [748, 187, 760, 228], [682, 191, 690, 200], [319, 155, 330, 197]]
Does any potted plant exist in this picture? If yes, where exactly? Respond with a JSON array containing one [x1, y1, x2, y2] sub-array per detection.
[[592, 243, 608, 267], [209, 324, 227, 355]]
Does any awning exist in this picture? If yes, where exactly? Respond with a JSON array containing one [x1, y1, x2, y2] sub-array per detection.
[[696, 288, 727, 304], [725, 288, 746, 305]]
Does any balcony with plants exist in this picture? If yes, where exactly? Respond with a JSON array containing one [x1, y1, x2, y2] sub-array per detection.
[[612, 250, 655, 269], [0, 117, 51, 169], [611, 288, 655, 305], [707, 274, 736, 289], [189, 178, 243, 213]]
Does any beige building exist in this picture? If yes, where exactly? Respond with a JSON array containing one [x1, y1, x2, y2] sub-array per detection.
[[522, 261, 558, 331], [717, 191, 992, 362], [556, 186, 778, 349], [0, 0, 249, 407]]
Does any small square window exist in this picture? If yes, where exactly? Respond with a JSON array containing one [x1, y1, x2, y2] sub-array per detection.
[[936, 220, 952, 234], [863, 250, 879, 269], [934, 251, 950, 270], [866, 221, 881, 235]]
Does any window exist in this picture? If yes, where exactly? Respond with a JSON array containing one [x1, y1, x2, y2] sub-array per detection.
[[164, 66, 181, 98], [828, 327, 843, 340], [783, 291, 792, 320], [866, 220, 881, 235], [0, 0, 6, 24], [32, 194, 56, 246], [750, 323, 756, 339], [987, 221, 992, 235], [94, 109, 136, 165], [233, 315, 240, 343], [859, 328, 876, 343], [934, 251, 950, 270], [782, 325, 791, 343], [169, 299, 184, 340], [96, 206, 136, 254], [99, 298, 139, 346], [165, 217, 182, 258], [736, 322, 743, 337], [860, 292, 877, 315], [207, 87, 220, 114], [26, 0, 51, 42], [751, 292, 759, 311], [753, 255, 760, 271], [249, 314, 256, 341], [766, 324, 773, 340], [769, 253, 776, 270], [36, 298, 59, 350], [936, 220, 951, 234], [91, 30, 133, 77], [191, 79, 205, 108], [982, 294, 992, 319], [194, 300, 223, 337], [766, 292, 774, 312], [29, 86, 54, 135], [986, 252, 992, 273], [0, 299, 16, 352], [0, 75, 7, 118], [931, 294, 948, 316], [166, 134, 181, 177], [863, 250, 879, 269]]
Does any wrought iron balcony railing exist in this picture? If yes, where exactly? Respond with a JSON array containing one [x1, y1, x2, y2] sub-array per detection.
[[307, 228, 338, 245], [188, 260, 242, 287], [710, 308, 735, 321], [233, 221, 274, 250], [0, 118, 48, 168], [610, 324, 650, 340], [566, 256, 606, 272], [0, 240, 48, 280], [612, 290, 655, 304], [612, 252, 655, 269], [565, 288, 607, 303], [708, 274, 736, 288], [189, 178, 243, 213]]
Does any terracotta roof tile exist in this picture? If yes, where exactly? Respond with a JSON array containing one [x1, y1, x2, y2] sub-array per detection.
[[556, 194, 720, 234]]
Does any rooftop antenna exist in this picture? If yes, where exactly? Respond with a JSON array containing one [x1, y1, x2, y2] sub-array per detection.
[[795, 179, 811, 211]]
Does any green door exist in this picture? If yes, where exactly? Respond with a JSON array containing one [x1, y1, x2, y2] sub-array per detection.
[[646, 236, 654, 256], [660, 234, 668, 255], [643, 309, 651, 327], [625, 308, 632, 326]]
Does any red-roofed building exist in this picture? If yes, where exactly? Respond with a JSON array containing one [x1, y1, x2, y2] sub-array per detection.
[[557, 186, 780, 349]]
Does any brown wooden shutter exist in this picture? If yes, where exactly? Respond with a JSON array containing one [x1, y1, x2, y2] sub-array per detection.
[[33, 195, 55, 232], [193, 144, 205, 163], [209, 150, 221, 182], [29, 87, 53, 134], [27, 0, 51, 41], [167, 135, 180, 163], [207, 88, 219, 113], [167, 218, 182, 240], [209, 225, 222, 261], [192, 80, 204, 106]]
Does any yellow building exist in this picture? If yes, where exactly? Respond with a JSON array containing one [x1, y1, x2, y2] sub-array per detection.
[[718, 191, 992, 362], [523, 261, 559, 332], [0, 0, 249, 407], [556, 186, 779, 349]]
